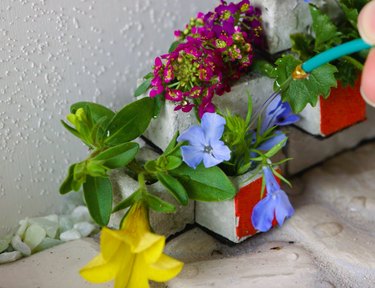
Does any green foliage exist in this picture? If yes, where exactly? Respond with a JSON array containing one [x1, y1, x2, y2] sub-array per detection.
[[271, 55, 338, 113], [105, 97, 156, 146], [170, 164, 236, 202], [157, 173, 189, 205], [83, 176, 113, 226], [93, 142, 140, 169]]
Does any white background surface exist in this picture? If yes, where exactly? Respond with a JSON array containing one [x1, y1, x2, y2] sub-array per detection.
[[0, 0, 219, 236]]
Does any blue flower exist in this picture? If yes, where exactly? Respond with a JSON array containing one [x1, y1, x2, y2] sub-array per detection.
[[177, 113, 231, 169], [257, 131, 287, 151], [260, 95, 300, 135], [251, 166, 294, 232]]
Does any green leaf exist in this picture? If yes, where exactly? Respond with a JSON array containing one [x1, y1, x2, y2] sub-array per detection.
[[60, 164, 76, 194], [70, 102, 115, 125], [164, 132, 179, 155], [168, 40, 181, 53], [245, 91, 253, 128], [309, 4, 341, 50], [112, 189, 142, 213], [273, 55, 338, 113], [105, 97, 155, 145], [157, 173, 188, 205], [335, 58, 360, 87], [340, 3, 359, 29], [145, 193, 176, 213], [171, 164, 236, 201], [152, 94, 165, 118], [250, 59, 275, 78], [134, 78, 151, 97], [94, 142, 140, 169], [290, 33, 314, 61], [61, 120, 81, 140], [264, 136, 288, 158], [165, 156, 183, 170], [271, 166, 292, 188], [83, 176, 113, 226]]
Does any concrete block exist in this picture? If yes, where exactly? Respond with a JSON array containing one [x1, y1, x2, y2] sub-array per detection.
[[0, 238, 111, 288], [252, 0, 343, 54], [109, 146, 194, 236], [296, 81, 366, 137], [285, 105, 375, 175], [144, 74, 274, 151], [168, 241, 322, 288], [196, 169, 276, 243]]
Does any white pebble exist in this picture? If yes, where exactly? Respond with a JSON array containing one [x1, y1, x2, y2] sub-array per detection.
[[23, 224, 47, 250], [59, 215, 74, 232], [11, 235, 31, 256], [73, 222, 96, 237], [71, 206, 92, 223], [17, 219, 29, 238], [44, 214, 59, 223], [60, 229, 82, 241], [0, 251, 23, 264]]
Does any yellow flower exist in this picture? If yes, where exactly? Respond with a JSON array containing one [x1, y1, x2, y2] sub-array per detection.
[[80, 202, 183, 288]]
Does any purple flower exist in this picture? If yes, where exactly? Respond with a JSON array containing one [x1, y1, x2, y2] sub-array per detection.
[[177, 113, 231, 169], [251, 166, 294, 232], [260, 95, 300, 134]]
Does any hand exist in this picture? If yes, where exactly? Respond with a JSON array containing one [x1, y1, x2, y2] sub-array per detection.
[[358, 1, 375, 106]]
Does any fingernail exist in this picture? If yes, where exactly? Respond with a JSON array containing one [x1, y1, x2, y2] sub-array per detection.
[[361, 86, 375, 107], [358, 1, 375, 45]]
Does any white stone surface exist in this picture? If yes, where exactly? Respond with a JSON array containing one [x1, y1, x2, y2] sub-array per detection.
[[285, 105, 375, 175], [252, 0, 342, 54], [59, 229, 82, 241], [196, 170, 262, 243], [169, 241, 323, 288], [0, 238, 112, 288], [145, 74, 274, 151], [294, 101, 322, 135], [252, 0, 311, 54], [0, 0, 220, 237]]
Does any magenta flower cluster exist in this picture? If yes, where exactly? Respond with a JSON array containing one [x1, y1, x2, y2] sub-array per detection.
[[149, 0, 264, 118]]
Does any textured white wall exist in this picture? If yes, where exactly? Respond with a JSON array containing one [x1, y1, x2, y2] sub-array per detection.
[[0, 0, 219, 236]]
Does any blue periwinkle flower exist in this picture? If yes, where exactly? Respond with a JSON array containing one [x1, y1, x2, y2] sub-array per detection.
[[177, 113, 231, 169], [251, 166, 294, 232], [260, 94, 300, 134]]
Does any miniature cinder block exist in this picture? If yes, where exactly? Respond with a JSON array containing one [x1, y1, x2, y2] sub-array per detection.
[[108, 147, 194, 237], [285, 106, 375, 175], [196, 170, 273, 243], [295, 81, 366, 137], [144, 74, 274, 151], [252, 0, 342, 54]]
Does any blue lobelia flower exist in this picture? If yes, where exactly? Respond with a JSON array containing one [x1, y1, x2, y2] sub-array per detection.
[[177, 113, 231, 169], [256, 130, 287, 151], [251, 166, 294, 232], [260, 94, 300, 135]]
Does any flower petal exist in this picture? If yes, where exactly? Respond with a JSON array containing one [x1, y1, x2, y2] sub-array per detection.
[[120, 255, 149, 288], [202, 153, 222, 168], [147, 254, 184, 282], [201, 113, 226, 141], [275, 190, 295, 226], [210, 140, 231, 161], [262, 166, 280, 195], [100, 227, 122, 261], [277, 114, 300, 126], [138, 232, 165, 264], [251, 196, 276, 232], [257, 131, 287, 151], [177, 126, 205, 147], [80, 252, 122, 283], [180, 146, 204, 169]]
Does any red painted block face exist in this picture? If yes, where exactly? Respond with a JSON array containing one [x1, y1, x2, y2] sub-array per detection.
[[320, 80, 366, 136], [234, 174, 279, 240]]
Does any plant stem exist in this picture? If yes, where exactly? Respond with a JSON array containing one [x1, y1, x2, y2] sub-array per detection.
[[342, 56, 364, 71]]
